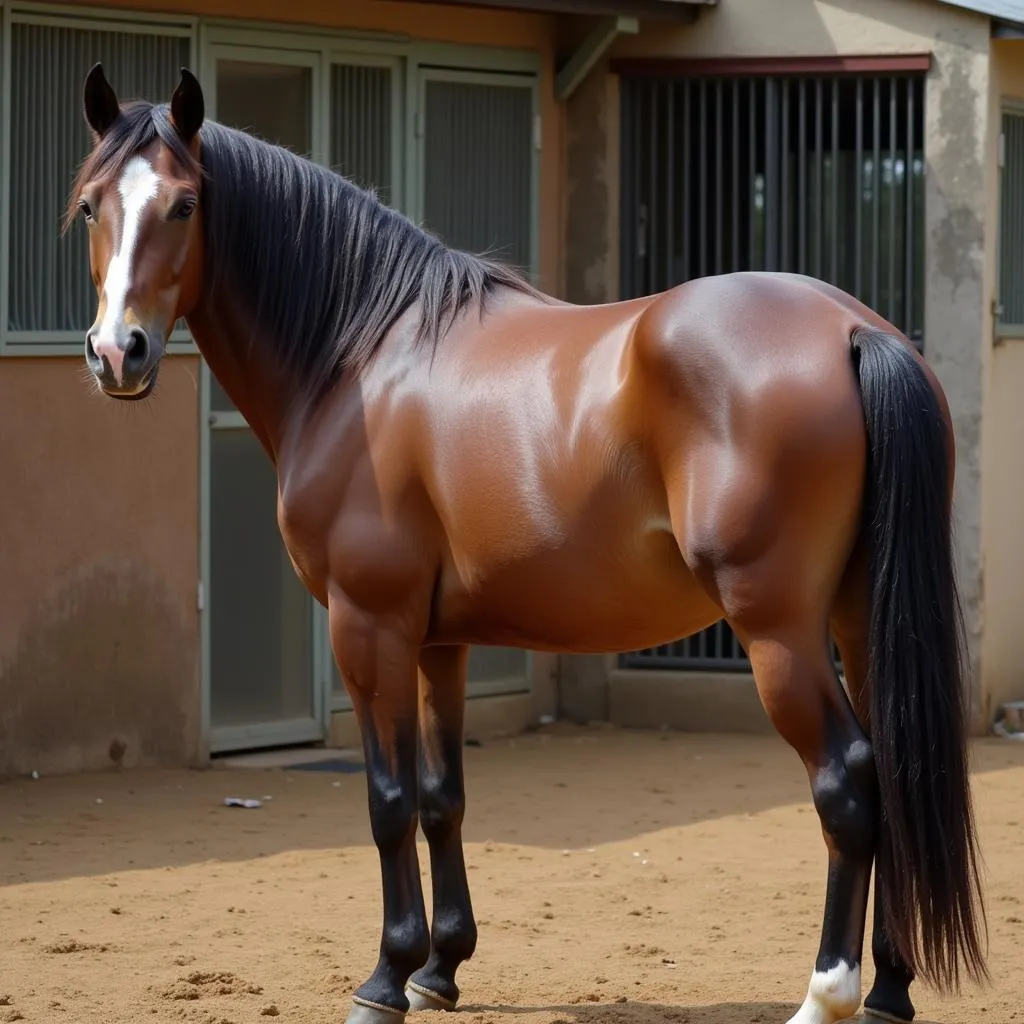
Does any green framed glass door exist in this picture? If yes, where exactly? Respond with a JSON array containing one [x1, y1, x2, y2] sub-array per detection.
[[203, 45, 325, 753]]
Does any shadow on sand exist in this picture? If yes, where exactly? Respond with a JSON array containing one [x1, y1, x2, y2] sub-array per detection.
[[459, 1002, 924, 1024], [1, 725, 1021, 889], [459, 1000, 802, 1024]]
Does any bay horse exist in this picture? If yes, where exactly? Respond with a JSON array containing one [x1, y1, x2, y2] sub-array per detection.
[[67, 64, 986, 1024]]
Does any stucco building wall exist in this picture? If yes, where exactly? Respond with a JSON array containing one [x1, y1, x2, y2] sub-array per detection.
[[0, 356, 201, 776]]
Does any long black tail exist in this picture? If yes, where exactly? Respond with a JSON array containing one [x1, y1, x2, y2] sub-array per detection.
[[850, 325, 987, 994]]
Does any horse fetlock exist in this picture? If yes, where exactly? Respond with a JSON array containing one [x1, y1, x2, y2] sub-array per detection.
[[864, 963, 916, 1023], [381, 915, 432, 973], [431, 905, 478, 963]]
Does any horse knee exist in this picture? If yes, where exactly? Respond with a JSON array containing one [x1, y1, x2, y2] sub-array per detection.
[[418, 771, 465, 844], [811, 738, 878, 860], [368, 778, 419, 854]]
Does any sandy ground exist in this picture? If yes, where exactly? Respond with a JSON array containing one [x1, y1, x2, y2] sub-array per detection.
[[1, 725, 1023, 1024]]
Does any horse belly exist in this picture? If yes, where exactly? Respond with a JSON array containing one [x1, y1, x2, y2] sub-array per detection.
[[429, 521, 723, 654]]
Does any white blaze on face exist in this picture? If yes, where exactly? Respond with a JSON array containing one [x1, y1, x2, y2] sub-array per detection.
[[92, 156, 160, 385]]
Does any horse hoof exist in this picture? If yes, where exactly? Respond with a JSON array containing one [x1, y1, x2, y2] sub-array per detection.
[[835, 1014, 916, 1024], [405, 982, 457, 1013], [347, 998, 407, 1024]]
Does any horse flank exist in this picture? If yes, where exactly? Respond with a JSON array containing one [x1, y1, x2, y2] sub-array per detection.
[[66, 100, 540, 397]]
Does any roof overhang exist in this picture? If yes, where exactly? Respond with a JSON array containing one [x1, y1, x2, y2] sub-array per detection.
[[396, 0, 713, 20], [935, 0, 1024, 21], [934, 0, 1024, 32], [399, 0, 714, 100], [993, 17, 1024, 35]]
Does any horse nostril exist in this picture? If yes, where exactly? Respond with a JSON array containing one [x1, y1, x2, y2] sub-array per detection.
[[124, 327, 150, 373], [85, 332, 103, 372]]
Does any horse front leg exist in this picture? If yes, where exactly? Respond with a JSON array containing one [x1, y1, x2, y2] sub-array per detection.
[[406, 644, 477, 1012], [332, 601, 430, 1024]]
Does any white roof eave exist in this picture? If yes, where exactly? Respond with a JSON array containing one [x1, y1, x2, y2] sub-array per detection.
[[934, 0, 1024, 25]]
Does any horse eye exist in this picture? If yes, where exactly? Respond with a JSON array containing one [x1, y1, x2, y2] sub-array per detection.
[[78, 198, 94, 221], [173, 198, 197, 221]]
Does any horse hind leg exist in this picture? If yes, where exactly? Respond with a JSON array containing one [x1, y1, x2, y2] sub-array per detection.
[[405, 644, 478, 1013], [730, 609, 877, 1024], [672, 436, 874, 1019], [831, 574, 916, 1024]]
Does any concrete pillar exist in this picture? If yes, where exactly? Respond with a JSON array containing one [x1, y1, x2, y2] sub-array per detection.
[[558, 54, 619, 722], [923, 24, 991, 731]]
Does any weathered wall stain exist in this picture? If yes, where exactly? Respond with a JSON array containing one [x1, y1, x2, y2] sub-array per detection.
[[0, 562, 197, 779], [932, 47, 986, 293]]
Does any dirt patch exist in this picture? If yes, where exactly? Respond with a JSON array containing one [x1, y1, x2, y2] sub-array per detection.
[[42, 938, 117, 955], [1, 726, 1022, 1024], [158, 971, 264, 1001]]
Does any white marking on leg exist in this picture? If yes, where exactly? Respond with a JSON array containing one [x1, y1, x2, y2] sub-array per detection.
[[786, 962, 861, 1024], [93, 156, 160, 385]]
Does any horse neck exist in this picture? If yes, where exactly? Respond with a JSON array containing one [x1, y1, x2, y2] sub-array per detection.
[[186, 294, 305, 463]]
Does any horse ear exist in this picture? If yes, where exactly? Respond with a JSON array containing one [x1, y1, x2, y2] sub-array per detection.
[[84, 62, 120, 138], [171, 67, 205, 142]]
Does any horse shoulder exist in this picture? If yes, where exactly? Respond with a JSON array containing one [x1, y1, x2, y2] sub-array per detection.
[[274, 389, 437, 620]]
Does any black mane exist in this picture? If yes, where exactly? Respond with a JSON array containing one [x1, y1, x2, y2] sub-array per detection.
[[68, 100, 540, 397]]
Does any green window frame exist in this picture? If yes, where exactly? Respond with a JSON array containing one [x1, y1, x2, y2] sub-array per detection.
[[416, 65, 541, 284], [997, 99, 1024, 342]]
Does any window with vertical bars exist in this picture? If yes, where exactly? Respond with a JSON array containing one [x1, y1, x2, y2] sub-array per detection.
[[998, 107, 1024, 337], [331, 63, 394, 205], [6, 22, 190, 336], [621, 72, 926, 348], [422, 76, 534, 273], [619, 69, 925, 672]]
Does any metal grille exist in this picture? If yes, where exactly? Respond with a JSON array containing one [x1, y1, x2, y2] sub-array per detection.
[[331, 63, 393, 205], [998, 108, 1024, 337], [619, 69, 925, 672], [422, 77, 533, 271], [624, 630, 750, 672], [8, 23, 190, 332]]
